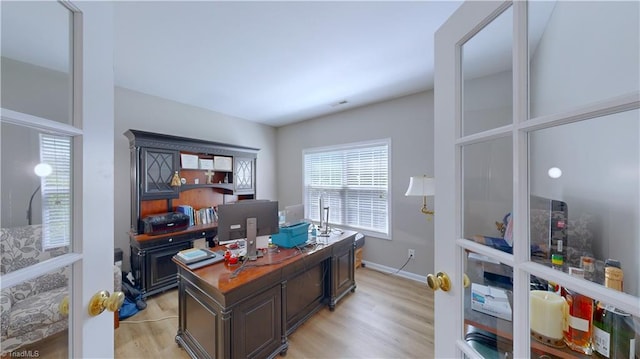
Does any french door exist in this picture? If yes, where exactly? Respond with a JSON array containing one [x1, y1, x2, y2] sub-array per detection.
[[434, 1, 639, 357], [1, 1, 115, 357]]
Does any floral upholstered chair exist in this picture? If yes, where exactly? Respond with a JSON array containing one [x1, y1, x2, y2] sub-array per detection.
[[1, 225, 122, 354], [1, 225, 69, 354]]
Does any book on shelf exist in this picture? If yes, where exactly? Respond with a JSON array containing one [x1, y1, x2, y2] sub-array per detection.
[[195, 206, 217, 225], [177, 205, 216, 226], [176, 205, 194, 226]]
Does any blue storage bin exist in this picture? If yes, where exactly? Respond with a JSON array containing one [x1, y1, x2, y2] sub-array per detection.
[[271, 222, 310, 248]]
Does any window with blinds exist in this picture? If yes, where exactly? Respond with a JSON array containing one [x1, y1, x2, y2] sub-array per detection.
[[303, 139, 390, 238], [40, 133, 72, 250]]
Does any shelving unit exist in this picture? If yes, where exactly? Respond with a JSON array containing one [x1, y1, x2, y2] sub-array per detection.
[[124, 129, 259, 297]]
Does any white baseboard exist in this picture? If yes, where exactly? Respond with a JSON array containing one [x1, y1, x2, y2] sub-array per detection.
[[360, 260, 427, 283]]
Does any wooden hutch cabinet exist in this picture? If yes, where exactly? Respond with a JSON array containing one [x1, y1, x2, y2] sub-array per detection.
[[125, 129, 258, 297]]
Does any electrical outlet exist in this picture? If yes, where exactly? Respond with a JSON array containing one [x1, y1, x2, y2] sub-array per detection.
[[408, 249, 415, 259]]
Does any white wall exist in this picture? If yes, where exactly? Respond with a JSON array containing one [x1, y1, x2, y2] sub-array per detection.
[[277, 91, 435, 277], [114, 87, 278, 271], [1, 57, 70, 124], [530, 1, 639, 118], [0, 120, 43, 227]]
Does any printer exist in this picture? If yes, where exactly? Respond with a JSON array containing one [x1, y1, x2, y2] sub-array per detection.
[[141, 212, 190, 235]]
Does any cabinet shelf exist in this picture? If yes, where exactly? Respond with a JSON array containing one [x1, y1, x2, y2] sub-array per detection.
[[179, 167, 235, 190], [180, 183, 234, 192], [180, 168, 232, 173]]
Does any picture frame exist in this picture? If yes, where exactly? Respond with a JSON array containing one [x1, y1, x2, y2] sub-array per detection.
[[180, 154, 199, 169], [199, 158, 214, 170], [213, 156, 233, 171]]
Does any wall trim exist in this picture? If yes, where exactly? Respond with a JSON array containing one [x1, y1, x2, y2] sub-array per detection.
[[361, 260, 427, 283]]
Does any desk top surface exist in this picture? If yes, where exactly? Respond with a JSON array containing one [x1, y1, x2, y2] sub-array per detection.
[[174, 230, 357, 294]]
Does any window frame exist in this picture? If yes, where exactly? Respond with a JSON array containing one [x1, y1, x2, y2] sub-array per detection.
[[303, 138, 391, 239]]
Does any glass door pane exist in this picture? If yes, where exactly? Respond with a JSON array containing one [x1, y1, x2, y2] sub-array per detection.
[[528, 273, 640, 358], [1, 263, 71, 357], [1, 122, 74, 254], [1, 1, 73, 125], [529, 109, 639, 297], [465, 253, 514, 356], [462, 6, 513, 136], [462, 136, 514, 356], [528, 1, 640, 119], [463, 137, 513, 246]]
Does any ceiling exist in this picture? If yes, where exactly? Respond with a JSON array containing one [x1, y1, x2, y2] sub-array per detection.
[[1, 1, 462, 128], [113, 1, 463, 127]]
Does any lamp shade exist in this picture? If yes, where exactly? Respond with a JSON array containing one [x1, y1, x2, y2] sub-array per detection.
[[405, 176, 435, 196]]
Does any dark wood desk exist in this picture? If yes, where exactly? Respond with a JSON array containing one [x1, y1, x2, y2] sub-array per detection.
[[174, 230, 357, 359]]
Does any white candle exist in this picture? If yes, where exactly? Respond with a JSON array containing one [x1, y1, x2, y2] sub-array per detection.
[[530, 290, 566, 340]]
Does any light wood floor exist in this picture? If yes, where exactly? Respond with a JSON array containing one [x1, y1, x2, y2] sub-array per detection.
[[115, 267, 435, 358]]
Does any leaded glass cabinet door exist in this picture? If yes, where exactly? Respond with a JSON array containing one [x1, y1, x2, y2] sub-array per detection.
[[140, 147, 179, 200], [434, 1, 639, 358], [234, 157, 255, 195]]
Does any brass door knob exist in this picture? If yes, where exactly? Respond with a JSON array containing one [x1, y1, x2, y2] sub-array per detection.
[[88, 290, 125, 316], [463, 273, 471, 288], [427, 272, 451, 291]]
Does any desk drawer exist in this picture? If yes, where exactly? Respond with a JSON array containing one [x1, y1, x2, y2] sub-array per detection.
[[132, 228, 216, 249]]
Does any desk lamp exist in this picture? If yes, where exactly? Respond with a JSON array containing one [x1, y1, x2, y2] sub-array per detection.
[[405, 175, 435, 216]]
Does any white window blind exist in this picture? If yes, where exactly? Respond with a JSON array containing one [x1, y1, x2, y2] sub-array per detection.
[[304, 139, 390, 237], [40, 134, 72, 250]]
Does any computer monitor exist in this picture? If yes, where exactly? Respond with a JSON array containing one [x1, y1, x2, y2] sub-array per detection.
[[283, 203, 305, 227], [530, 195, 568, 261], [216, 200, 279, 260]]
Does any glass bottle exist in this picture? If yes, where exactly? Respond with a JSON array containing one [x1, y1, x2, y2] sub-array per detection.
[[548, 253, 563, 294], [580, 256, 595, 282], [562, 267, 593, 355], [592, 260, 636, 358]]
